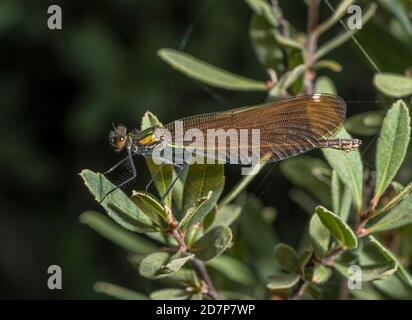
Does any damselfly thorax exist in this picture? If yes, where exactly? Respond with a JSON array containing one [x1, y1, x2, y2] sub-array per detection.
[[102, 94, 362, 202]]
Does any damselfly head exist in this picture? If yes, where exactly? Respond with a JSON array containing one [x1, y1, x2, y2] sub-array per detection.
[[109, 124, 128, 152]]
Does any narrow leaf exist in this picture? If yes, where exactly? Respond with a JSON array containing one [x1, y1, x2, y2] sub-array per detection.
[[334, 262, 397, 281], [315, 206, 358, 249], [131, 192, 170, 229], [158, 49, 267, 91], [322, 128, 364, 211], [182, 164, 224, 226], [374, 73, 412, 97], [280, 156, 331, 205], [80, 170, 156, 233], [375, 100, 411, 198], [191, 226, 232, 261], [80, 211, 157, 254], [139, 252, 193, 279], [345, 111, 383, 136], [244, 0, 278, 27], [369, 235, 412, 286], [378, 181, 412, 215], [94, 282, 148, 300], [249, 14, 284, 73], [207, 204, 242, 230], [367, 194, 412, 233], [331, 170, 340, 214], [178, 191, 212, 231], [309, 214, 330, 258], [150, 288, 189, 300], [267, 274, 300, 290], [206, 255, 255, 286], [141, 112, 174, 207], [274, 243, 300, 273]]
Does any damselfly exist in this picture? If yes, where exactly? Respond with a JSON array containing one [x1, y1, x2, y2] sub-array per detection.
[[102, 94, 361, 203]]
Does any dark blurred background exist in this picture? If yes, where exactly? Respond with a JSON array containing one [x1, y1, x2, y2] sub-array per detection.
[[0, 0, 411, 299]]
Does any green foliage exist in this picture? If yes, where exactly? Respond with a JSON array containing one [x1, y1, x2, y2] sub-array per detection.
[[80, 0, 412, 300], [94, 282, 149, 300], [158, 49, 267, 91], [315, 206, 358, 249], [309, 214, 330, 258], [374, 73, 412, 97], [374, 100, 411, 199], [190, 226, 232, 261], [323, 129, 364, 212]]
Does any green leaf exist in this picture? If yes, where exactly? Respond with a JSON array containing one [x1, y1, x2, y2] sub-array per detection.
[[322, 128, 364, 211], [345, 111, 383, 136], [139, 252, 194, 279], [274, 243, 300, 273], [331, 171, 340, 214], [313, 60, 342, 73], [289, 188, 317, 215], [80, 170, 156, 233], [80, 211, 157, 254], [375, 100, 411, 199], [141, 112, 174, 207], [150, 288, 189, 300], [249, 14, 285, 73], [334, 262, 397, 282], [267, 274, 300, 290], [207, 204, 242, 230], [314, 3, 377, 61], [316, 0, 356, 35], [374, 73, 412, 97], [131, 192, 170, 229], [219, 291, 255, 300], [164, 268, 199, 286], [299, 249, 313, 273], [367, 194, 412, 233], [340, 187, 352, 222], [94, 282, 149, 300], [269, 64, 306, 97], [331, 171, 352, 221], [182, 164, 224, 226], [280, 156, 331, 205], [191, 226, 232, 261], [244, 0, 278, 27], [377, 0, 412, 37], [141, 111, 162, 131], [315, 206, 358, 249], [306, 264, 332, 284], [369, 236, 412, 286], [206, 255, 255, 286], [373, 274, 412, 299], [218, 168, 263, 207], [309, 214, 330, 258], [158, 49, 267, 91], [378, 181, 412, 215], [314, 76, 337, 94], [178, 191, 213, 231]]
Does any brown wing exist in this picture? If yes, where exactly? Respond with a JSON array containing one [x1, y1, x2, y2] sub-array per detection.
[[164, 94, 346, 163]]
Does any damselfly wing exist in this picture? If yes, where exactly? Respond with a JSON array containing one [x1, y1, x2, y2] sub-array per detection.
[[161, 93, 360, 163]]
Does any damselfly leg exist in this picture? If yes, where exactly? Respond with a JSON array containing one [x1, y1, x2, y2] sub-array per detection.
[[100, 150, 136, 203], [159, 163, 187, 205]]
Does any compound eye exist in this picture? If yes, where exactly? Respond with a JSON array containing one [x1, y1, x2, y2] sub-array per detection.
[[116, 136, 126, 149]]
